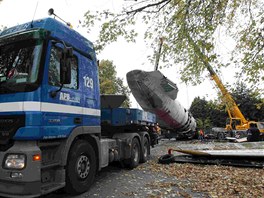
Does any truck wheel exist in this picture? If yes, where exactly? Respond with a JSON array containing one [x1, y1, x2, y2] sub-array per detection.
[[126, 138, 140, 169], [65, 140, 96, 195], [217, 132, 225, 140], [140, 136, 149, 163]]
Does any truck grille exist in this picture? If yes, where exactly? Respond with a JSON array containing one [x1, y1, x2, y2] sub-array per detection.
[[0, 115, 25, 146]]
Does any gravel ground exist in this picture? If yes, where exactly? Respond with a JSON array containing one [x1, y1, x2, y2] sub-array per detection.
[[43, 139, 264, 198]]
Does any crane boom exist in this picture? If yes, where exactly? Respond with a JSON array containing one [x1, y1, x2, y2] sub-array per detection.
[[185, 32, 248, 130], [206, 66, 247, 125], [184, 31, 264, 139]]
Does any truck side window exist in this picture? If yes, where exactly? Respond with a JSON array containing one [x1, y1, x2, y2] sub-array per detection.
[[48, 46, 78, 89]]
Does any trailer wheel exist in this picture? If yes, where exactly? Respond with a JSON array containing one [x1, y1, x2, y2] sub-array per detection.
[[158, 154, 174, 164], [140, 136, 149, 163], [217, 132, 225, 140], [126, 138, 140, 169], [65, 140, 96, 195]]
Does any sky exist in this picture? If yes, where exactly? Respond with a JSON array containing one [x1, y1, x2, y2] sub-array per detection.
[[0, 0, 237, 109]]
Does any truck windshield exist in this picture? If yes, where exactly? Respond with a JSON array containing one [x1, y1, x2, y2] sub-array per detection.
[[0, 39, 43, 93]]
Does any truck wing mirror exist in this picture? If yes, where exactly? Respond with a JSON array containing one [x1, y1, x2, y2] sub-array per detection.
[[60, 47, 73, 85]]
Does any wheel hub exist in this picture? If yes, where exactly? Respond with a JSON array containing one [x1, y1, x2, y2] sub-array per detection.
[[76, 155, 90, 179]]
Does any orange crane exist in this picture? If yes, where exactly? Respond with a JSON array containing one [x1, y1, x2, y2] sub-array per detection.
[[185, 33, 264, 139], [206, 64, 264, 133]]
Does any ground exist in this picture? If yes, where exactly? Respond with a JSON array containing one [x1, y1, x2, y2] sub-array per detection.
[[44, 139, 264, 198]]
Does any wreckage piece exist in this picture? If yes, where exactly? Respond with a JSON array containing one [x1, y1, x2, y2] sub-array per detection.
[[126, 70, 196, 135], [166, 155, 264, 168], [172, 149, 264, 158], [158, 149, 264, 168], [165, 148, 264, 158]]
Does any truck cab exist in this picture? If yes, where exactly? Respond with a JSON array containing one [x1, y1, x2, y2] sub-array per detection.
[[0, 18, 155, 197], [0, 18, 102, 197]]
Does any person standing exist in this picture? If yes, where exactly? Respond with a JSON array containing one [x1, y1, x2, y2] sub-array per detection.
[[247, 123, 260, 142], [198, 129, 204, 142], [148, 124, 159, 147]]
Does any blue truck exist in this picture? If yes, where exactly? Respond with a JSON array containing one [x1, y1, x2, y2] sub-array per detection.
[[0, 17, 157, 197]]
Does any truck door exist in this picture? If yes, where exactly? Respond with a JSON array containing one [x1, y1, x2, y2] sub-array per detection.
[[79, 54, 100, 127], [41, 43, 82, 139]]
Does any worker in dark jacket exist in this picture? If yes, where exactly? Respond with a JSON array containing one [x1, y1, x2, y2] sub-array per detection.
[[247, 123, 260, 142], [148, 123, 159, 147]]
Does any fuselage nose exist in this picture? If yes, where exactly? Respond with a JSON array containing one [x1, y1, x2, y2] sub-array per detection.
[[126, 70, 146, 81]]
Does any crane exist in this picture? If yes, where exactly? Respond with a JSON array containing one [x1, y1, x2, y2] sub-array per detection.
[[205, 62, 264, 140], [185, 33, 264, 139]]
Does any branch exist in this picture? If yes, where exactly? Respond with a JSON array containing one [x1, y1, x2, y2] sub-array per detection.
[[126, 0, 172, 15], [141, 0, 171, 14], [248, 0, 254, 22]]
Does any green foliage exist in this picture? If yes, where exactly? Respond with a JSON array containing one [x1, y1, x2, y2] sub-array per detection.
[[190, 82, 264, 129], [83, 0, 263, 85], [230, 82, 264, 121], [83, 10, 137, 52], [207, 100, 227, 127], [189, 96, 226, 129], [99, 59, 131, 107]]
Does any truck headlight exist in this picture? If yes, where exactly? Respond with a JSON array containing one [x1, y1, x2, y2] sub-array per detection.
[[4, 154, 26, 169]]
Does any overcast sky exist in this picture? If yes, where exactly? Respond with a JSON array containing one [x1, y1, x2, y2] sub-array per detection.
[[0, 0, 237, 108]]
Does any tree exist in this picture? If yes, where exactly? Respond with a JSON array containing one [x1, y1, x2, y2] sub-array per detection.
[[189, 97, 209, 123], [99, 59, 131, 107], [83, 0, 264, 86], [190, 83, 264, 130], [207, 99, 226, 127], [189, 96, 226, 129], [189, 97, 212, 129], [230, 82, 264, 121]]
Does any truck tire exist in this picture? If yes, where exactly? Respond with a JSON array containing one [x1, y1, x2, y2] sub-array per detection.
[[126, 138, 140, 169], [140, 136, 149, 163], [65, 139, 97, 195]]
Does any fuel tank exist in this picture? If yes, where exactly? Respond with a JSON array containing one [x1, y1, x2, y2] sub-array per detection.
[[126, 70, 196, 134]]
